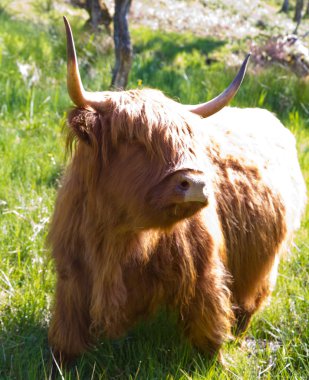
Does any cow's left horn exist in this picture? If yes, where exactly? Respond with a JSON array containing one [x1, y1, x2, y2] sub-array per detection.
[[187, 54, 250, 118], [64, 16, 104, 109]]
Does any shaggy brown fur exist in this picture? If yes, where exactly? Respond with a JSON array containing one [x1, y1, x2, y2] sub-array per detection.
[[48, 89, 306, 361]]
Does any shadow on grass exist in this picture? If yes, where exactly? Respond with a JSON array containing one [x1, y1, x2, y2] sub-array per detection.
[[0, 311, 217, 379], [60, 311, 217, 380], [0, 318, 50, 379], [130, 28, 226, 96], [133, 29, 225, 61]]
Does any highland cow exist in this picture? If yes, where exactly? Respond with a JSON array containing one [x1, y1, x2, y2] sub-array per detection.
[[48, 17, 306, 362]]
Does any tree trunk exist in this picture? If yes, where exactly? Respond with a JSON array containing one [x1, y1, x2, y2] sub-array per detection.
[[99, 1, 113, 31], [71, 0, 112, 31], [280, 0, 289, 12], [294, 0, 304, 22], [111, 0, 133, 89], [86, 0, 101, 29]]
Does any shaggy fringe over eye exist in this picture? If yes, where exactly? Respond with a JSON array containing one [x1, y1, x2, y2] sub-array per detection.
[[66, 89, 202, 165]]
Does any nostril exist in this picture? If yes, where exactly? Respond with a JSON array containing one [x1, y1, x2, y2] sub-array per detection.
[[180, 180, 190, 190]]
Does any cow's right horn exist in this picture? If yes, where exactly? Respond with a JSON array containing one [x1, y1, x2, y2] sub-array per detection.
[[64, 16, 104, 109]]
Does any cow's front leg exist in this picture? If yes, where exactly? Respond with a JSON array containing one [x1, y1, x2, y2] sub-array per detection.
[[48, 259, 92, 364], [89, 259, 130, 339], [181, 259, 233, 359]]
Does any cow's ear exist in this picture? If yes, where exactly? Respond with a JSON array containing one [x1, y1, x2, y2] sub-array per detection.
[[67, 108, 101, 145]]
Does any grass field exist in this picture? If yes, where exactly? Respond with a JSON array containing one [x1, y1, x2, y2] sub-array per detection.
[[0, 2, 308, 379]]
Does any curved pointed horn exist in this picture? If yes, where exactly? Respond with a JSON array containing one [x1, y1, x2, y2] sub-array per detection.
[[63, 16, 103, 108], [187, 54, 251, 118], [63, 16, 87, 107]]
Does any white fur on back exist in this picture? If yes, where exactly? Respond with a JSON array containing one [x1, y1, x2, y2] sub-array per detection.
[[200, 107, 306, 238]]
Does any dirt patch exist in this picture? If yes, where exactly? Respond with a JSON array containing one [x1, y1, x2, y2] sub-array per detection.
[[130, 0, 307, 41]]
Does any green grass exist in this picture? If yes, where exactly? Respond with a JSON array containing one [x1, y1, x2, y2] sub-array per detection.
[[0, 3, 308, 380]]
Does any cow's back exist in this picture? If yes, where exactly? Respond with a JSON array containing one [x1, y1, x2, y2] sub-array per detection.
[[201, 107, 306, 307]]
